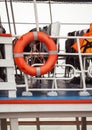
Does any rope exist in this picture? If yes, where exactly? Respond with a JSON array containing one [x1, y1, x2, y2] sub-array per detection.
[[49, 0, 53, 24], [10, 0, 17, 34], [5, 0, 12, 33]]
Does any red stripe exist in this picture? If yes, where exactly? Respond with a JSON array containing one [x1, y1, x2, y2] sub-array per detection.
[[0, 99, 92, 104], [0, 33, 12, 37]]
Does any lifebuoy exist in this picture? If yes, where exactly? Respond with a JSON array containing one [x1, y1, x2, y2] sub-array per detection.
[[14, 31, 57, 76]]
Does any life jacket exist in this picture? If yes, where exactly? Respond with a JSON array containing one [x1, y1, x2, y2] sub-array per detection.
[[72, 23, 92, 53]]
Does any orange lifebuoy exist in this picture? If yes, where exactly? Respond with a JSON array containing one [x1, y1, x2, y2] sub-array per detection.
[[14, 31, 58, 76], [72, 23, 92, 53]]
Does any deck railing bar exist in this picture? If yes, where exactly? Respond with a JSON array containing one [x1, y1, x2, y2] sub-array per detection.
[[28, 76, 78, 80], [1, 1, 92, 4], [16, 84, 92, 91], [1, 22, 92, 25], [13, 52, 92, 56], [6, 120, 92, 126], [9, 35, 92, 39], [16, 88, 92, 91]]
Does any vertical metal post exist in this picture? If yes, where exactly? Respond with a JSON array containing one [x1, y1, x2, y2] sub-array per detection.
[[77, 38, 87, 91], [76, 117, 80, 130], [0, 17, 1, 25], [33, 0, 39, 31], [0, 119, 7, 130], [81, 117, 87, 130], [36, 117, 40, 130], [10, 118, 18, 130]]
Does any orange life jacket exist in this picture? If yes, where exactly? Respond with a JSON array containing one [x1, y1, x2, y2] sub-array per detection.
[[72, 23, 92, 53]]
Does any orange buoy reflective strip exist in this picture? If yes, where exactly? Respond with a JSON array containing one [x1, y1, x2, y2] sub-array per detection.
[[14, 31, 58, 76]]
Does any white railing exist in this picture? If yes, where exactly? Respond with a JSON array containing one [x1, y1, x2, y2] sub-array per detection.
[[0, 35, 92, 97], [0, 36, 16, 97], [14, 35, 92, 96]]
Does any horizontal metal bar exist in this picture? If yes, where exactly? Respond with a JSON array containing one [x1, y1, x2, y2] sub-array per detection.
[[13, 52, 92, 56], [2, 21, 92, 25], [0, 59, 14, 67], [0, 82, 16, 90], [7, 120, 92, 126], [8, 34, 92, 39], [16, 88, 91, 91]]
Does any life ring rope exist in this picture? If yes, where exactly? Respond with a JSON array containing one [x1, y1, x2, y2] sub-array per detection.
[[48, 50, 57, 54], [36, 67, 41, 76], [33, 31, 38, 40], [14, 53, 24, 57]]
